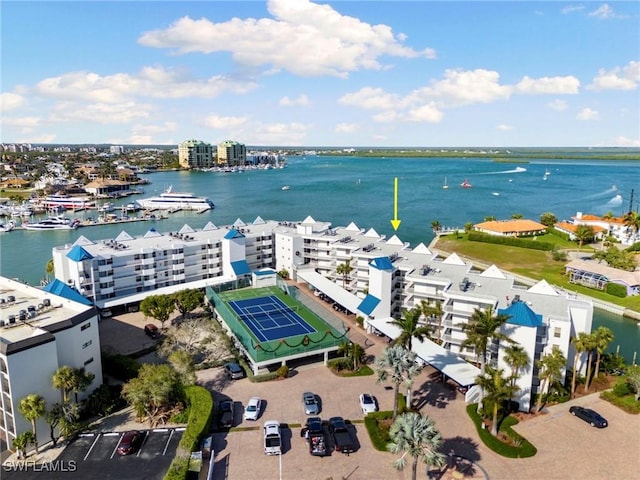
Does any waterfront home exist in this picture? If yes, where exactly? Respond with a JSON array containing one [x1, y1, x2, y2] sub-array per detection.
[[565, 258, 640, 296], [473, 218, 547, 237], [571, 211, 638, 246], [554, 220, 607, 242]]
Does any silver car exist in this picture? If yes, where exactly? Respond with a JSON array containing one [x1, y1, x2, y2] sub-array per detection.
[[302, 391, 319, 415]]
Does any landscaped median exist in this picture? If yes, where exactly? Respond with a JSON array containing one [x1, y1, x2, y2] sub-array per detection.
[[466, 404, 537, 458]]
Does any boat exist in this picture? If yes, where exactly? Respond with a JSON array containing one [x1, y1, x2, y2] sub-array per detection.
[[0, 221, 15, 233], [442, 177, 449, 189], [136, 186, 215, 211], [492, 192, 500, 196], [22, 216, 81, 231], [38, 194, 95, 210], [281, 185, 290, 190], [98, 202, 116, 213], [461, 179, 472, 188]]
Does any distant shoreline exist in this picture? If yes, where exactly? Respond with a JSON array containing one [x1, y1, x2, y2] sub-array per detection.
[[319, 150, 640, 161]]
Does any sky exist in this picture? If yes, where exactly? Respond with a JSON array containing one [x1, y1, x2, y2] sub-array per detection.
[[1, 0, 639, 147]]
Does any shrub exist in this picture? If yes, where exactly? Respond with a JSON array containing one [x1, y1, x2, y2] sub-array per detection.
[[253, 372, 279, 383], [363, 411, 393, 451], [179, 385, 214, 453], [466, 404, 537, 458], [83, 384, 126, 417], [601, 390, 640, 414], [276, 365, 290, 378], [611, 379, 632, 397], [468, 231, 554, 251], [605, 282, 627, 298], [355, 316, 364, 328], [327, 357, 352, 372], [101, 353, 140, 381]]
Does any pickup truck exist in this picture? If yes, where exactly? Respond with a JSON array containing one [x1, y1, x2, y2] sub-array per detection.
[[303, 417, 327, 456], [328, 416, 354, 455]]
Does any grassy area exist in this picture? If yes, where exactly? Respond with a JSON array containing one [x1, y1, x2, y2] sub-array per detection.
[[335, 365, 374, 377], [434, 234, 640, 312]]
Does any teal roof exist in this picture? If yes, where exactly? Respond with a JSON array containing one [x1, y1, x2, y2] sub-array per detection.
[[224, 229, 245, 239], [499, 302, 542, 327], [43, 279, 93, 306], [66, 245, 94, 262], [358, 294, 381, 315], [231, 260, 251, 275], [370, 257, 393, 271]]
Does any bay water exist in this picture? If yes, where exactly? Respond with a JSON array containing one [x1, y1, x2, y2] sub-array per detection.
[[1, 155, 638, 361]]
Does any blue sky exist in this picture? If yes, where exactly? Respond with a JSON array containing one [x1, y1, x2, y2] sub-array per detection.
[[1, 1, 638, 147]]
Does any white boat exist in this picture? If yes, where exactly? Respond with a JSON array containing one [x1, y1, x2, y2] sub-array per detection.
[[38, 194, 95, 210], [442, 177, 449, 189], [0, 221, 15, 233], [492, 192, 500, 196], [22, 216, 80, 231], [281, 185, 290, 190], [461, 179, 472, 188], [136, 186, 215, 211], [98, 202, 116, 213]]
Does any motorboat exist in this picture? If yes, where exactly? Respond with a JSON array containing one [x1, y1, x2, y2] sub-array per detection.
[[281, 185, 290, 190], [98, 202, 116, 213], [461, 179, 472, 188], [38, 194, 95, 210], [136, 186, 215, 211], [22, 216, 81, 231], [0, 221, 15, 233]]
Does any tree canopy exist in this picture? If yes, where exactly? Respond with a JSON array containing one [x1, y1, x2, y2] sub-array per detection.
[[140, 294, 176, 328]]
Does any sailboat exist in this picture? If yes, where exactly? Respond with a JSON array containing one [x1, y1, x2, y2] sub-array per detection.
[[442, 177, 449, 189], [461, 179, 472, 188]]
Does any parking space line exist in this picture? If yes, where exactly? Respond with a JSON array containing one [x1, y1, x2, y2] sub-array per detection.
[[110, 432, 124, 459], [136, 431, 150, 457], [162, 429, 175, 456], [153, 428, 169, 432], [175, 427, 186, 432], [84, 433, 102, 461]]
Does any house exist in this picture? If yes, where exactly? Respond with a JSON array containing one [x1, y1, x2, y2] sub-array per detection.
[[473, 219, 547, 237]]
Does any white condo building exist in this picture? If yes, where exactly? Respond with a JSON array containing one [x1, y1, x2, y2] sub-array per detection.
[[0, 278, 102, 447], [52, 215, 593, 412]]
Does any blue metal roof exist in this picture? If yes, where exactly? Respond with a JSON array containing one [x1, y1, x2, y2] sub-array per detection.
[[231, 260, 251, 275], [499, 302, 542, 327], [358, 294, 381, 316], [224, 229, 245, 239], [66, 245, 94, 262], [369, 257, 393, 271], [43, 279, 93, 305]]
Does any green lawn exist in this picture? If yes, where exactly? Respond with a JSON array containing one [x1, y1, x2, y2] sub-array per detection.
[[435, 234, 640, 313]]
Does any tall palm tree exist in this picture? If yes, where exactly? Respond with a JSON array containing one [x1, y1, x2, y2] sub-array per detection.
[[71, 368, 96, 403], [623, 210, 640, 242], [536, 346, 566, 412], [375, 345, 422, 419], [571, 332, 591, 396], [19, 394, 46, 454], [475, 366, 516, 436], [335, 259, 353, 288], [458, 306, 513, 374], [420, 300, 443, 341], [52, 366, 76, 403], [502, 344, 529, 396], [574, 224, 595, 250], [387, 412, 446, 480], [430, 220, 441, 234], [593, 326, 614, 380], [583, 333, 598, 392], [389, 307, 431, 351]]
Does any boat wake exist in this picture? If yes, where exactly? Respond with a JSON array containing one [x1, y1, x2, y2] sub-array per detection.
[[585, 185, 618, 200], [606, 194, 623, 206], [477, 167, 527, 175]]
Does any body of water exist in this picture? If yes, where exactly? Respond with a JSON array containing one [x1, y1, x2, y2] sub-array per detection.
[[1, 155, 638, 361]]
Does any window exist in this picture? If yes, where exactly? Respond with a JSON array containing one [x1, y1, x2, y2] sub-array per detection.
[[81, 322, 91, 331], [84, 357, 94, 366], [82, 340, 93, 349], [553, 327, 561, 338]]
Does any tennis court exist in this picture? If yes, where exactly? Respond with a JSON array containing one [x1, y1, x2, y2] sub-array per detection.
[[228, 295, 317, 342]]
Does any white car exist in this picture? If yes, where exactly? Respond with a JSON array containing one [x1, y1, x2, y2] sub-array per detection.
[[263, 420, 282, 455], [359, 393, 378, 414], [244, 397, 262, 421]]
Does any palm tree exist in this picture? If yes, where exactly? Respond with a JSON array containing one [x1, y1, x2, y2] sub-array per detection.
[[535, 346, 566, 412], [458, 306, 513, 374], [582, 333, 599, 392], [623, 210, 640, 242], [387, 412, 446, 480], [335, 259, 353, 288], [52, 366, 76, 403], [71, 368, 95, 403], [592, 326, 614, 380], [571, 332, 591, 396], [19, 394, 46, 454], [430, 220, 441, 234], [503, 344, 529, 396], [376, 345, 422, 419], [389, 307, 431, 351], [475, 366, 516, 436], [574, 224, 595, 250], [420, 300, 443, 341]]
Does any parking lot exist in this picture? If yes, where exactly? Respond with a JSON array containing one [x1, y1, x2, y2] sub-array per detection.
[[2, 428, 184, 480]]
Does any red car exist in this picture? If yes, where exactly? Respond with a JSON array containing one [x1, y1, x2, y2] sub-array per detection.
[[117, 430, 142, 455]]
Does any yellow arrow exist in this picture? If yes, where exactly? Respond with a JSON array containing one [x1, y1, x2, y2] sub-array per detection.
[[390, 177, 401, 230]]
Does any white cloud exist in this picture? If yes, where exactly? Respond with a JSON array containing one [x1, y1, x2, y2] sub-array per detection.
[[588, 3, 617, 19], [561, 5, 585, 14], [279, 94, 310, 107], [515, 76, 580, 94], [1, 92, 26, 112], [246, 121, 312, 145], [339, 87, 400, 110], [547, 99, 569, 111], [589, 61, 639, 91], [138, 0, 435, 78], [496, 124, 514, 131], [131, 122, 178, 136], [411, 69, 512, 106], [404, 104, 443, 123], [335, 123, 359, 133], [577, 107, 599, 121], [612, 136, 640, 147], [202, 114, 250, 130], [49, 101, 152, 124], [2, 117, 41, 128], [16, 133, 56, 144]]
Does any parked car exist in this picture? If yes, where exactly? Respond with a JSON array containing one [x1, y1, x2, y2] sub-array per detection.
[[218, 400, 234, 429], [569, 406, 608, 428], [302, 391, 319, 415], [263, 420, 282, 455], [244, 397, 262, 421], [117, 430, 142, 455], [359, 393, 378, 414], [328, 417, 355, 454], [224, 362, 244, 380], [144, 324, 159, 338], [303, 417, 327, 456]]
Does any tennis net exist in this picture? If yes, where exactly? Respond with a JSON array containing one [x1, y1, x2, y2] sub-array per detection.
[[240, 305, 299, 321]]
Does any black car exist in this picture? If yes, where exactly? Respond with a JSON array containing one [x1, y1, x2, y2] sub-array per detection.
[[218, 400, 234, 429], [569, 406, 608, 428], [224, 362, 244, 380]]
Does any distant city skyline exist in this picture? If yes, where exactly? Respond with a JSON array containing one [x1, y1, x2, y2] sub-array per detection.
[[1, 1, 638, 147]]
